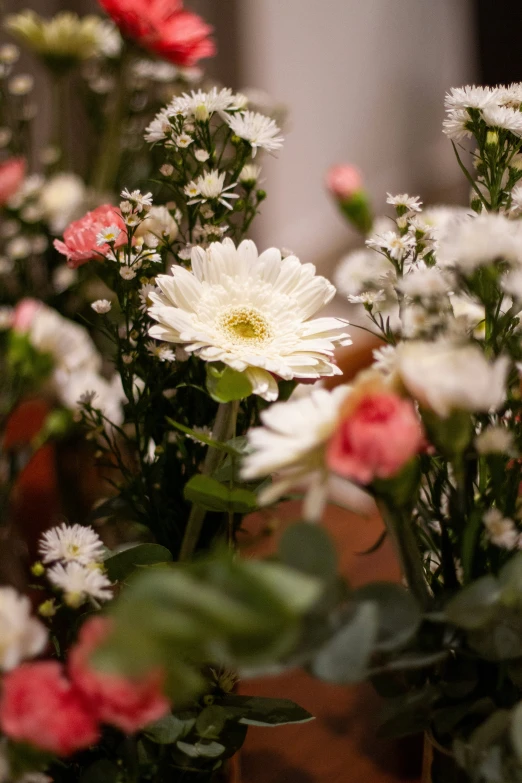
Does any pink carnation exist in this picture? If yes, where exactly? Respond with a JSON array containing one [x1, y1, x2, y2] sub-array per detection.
[[99, 0, 215, 67], [54, 204, 126, 269], [69, 617, 170, 734], [0, 661, 99, 756], [327, 391, 423, 485], [0, 158, 25, 206], [12, 298, 41, 332], [326, 164, 363, 201]]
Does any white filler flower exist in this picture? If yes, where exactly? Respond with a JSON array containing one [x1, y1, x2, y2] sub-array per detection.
[[47, 562, 113, 607], [0, 587, 48, 671], [147, 239, 350, 401], [396, 341, 509, 418], [227, 111, 284, 156], [39, 522, 105, 565], [242, 384, 352, 516]]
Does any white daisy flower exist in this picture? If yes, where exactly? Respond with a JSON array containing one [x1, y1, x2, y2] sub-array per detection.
[[139, 283, 158, 311], [372, 344, 397, 375], [168, 87, 243, 119], [120, 265, 137, 280], [437, 213, 522, 272], [398, 266, 453, 299], [367, 231, 416, 262], [187, 169, 239, 210], [241, 385, 352, 518], [146, 340, 176, 362], [334, 248, 394, 297], [39, 523, 105, 565], [47, 562, 113, 607], [0, 587, 48, 671], [121, 189, 153, 208], [386, 193, 422, 212], [147, 238, 350, 401], [475, 426, 514, 455], [510, 183, 522, 215], [184, 181, 199, 199], [91, 299, 112, 314], [483, 509, 519, 550], [347, 290, 386, 305], [227, 111, 284, 157], [496, 83, 522, 108], [444, 85, 498, 111], [482, 104, 522, 137], [501, 268, 522, 300], [176, 133, 193, 148], [145, 109, 172, 143], [442, 109, 473, 141]]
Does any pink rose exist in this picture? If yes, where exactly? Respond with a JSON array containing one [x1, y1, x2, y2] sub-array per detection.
[[0, 158, 25, 206], [99, 0, 215, 66], [69, 617, 170, 734], [326, 164, 363, 201], [12, 298, 41, 332], [0, 661, 99, 756], [53, 204, 126, 269], [327, 391, 423, 484]]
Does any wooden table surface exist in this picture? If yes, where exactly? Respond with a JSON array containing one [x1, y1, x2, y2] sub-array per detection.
[[239, 503, 422, 783]]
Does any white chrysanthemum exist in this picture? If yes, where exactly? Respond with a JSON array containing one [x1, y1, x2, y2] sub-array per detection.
[[145, 109, 172, 143], [475, 426, 514, 455], [396, 340, 509, 418], [482, 105, 522, 137], [444, 85, 498, 111], [56, 369, 126, 426], [437, 213, 522, 272], [367, 231, 416, 262], [442, 109, 473, 141], [47, 562, 112, 607], [398, 266, 453, 299], [227, 111, 283, 156], [168, 87, 243, 119], [147, 238, 350, 401], [0, 587, 47, 671], [386, 193, 422, 212], [39, 523, 104, 565], [483, 509, 519, 550], [91, 299, 112, 314], [334, 248, 394, 297], [187, 170, 239, 210], [38, 172, 86, 235], [241, 385, 352, 516]]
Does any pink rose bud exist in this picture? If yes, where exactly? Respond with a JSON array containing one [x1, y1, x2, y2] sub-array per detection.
[[69, 616, 170, 734], [99, 0, 215, 67], [326, 164, 372, 235], [0, 661, 99, 756], [327, 388, 424, 485], [0, 157, 25, 206], [54, 204, 126, 269], [11, 298, 41, 333], [326, 164, 363, 201]]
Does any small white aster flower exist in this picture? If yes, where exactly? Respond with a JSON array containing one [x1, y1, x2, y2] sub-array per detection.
[[91, 299, 112, 314], [443, 109, 472, 141], [121, 189, 153, 208], [483, 509, 519, 550], [39, 523, 104, 565], [227, 111, 284, 157], [386, 193, 422, 212], [146, 341, 176, 362], [496, 83, 522, 108], [145, 109, 172, 143], [184, 181, 199, 199], [147, 238, 350, 401], [334, 248, 394, 297], [372, 344, 397, 374], [47, 562, 113, 607], [367, 231, 416, 262], [195, 149, 210, 162], [96, 225, 121, 246], [444, 85, 498, 111], [437, 213, 522, 272], [139, 283, 158, 311], [482, 104, 522, 137], [398, 266, 453, 299], [120, 265, 137, 280], [502, 268, 522, 300], [176, 133, 193, 148], [475, 426, 514, 455], [510, 183, 522, 216], [120, 200, 133, 214], [178, 245, 193, 261], [187, 169, 239, 210], [347, 290, 386, 305], [0, 587, 48, 671], [168, 87, 244, 119], [239, 163, 262, 184]]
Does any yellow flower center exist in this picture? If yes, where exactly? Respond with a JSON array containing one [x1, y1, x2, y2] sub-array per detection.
[[218, 306, 272, 345]]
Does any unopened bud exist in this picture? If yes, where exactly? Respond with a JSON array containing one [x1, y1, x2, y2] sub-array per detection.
[[31, 562, 45, 577], [194, 104, 209, 122], [486, 130, 499, 148], [38, 599, 57, 618]]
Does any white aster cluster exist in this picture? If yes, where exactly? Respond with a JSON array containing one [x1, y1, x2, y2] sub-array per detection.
[[0, 587, 48, 671], [38, 523, 112, 608], [443, 83, 522, 141]]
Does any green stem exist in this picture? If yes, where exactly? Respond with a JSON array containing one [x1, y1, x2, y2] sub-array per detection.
[[377, 500, 431, 608], [91, 53, 129, 193], [179, 400, 240, 561]]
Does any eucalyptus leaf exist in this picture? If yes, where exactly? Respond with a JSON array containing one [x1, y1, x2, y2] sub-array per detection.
[[104, 543, 173, 582], [279, 522, 337, 580], [195, 706, 228, 739], [312, 601, 378, 684], [144, 713, 186, 744], [217, 695, 314, 727], [445, 575, 501, 630], [184, 475, 257, 514], [354, 582, 421, 652], [206, 364, 252, 403], [176, 740, 226, 759]]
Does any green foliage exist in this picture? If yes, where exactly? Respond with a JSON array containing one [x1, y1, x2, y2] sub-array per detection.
[[206, 364, 253, 403], [104, 543, 173, 582], [183, 475, 257, 515]]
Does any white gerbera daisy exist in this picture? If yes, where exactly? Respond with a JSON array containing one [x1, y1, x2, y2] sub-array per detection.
[[241, 385, 351, 518], [187, 170, 239, 210], [0, 587, 48, 671], [227, 111, 283, 157], [47, 562, 113, 607], [39, 523, 105, 565], [147, 238, 350, 401], [482, 104, 522, 137]]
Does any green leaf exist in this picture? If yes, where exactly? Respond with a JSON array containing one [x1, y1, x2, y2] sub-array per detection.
[[312, 601, 378, 684], [206, 364, 252, 403], [79, 761, 120, 783], [354, 582, 421, 652], [104, 544, 173, 582], [279, 522, 337, 580], [184, 475, 257, 514], [195, 705, 228, 739], [218, 695, 314, 727], [166, 418, 242, 457], [144, 713, 186, 744], [445, 576, 501, 630], [176, 740, 225, 758]]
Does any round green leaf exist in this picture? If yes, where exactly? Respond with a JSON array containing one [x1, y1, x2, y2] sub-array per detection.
[[279, 522, 337, 579]]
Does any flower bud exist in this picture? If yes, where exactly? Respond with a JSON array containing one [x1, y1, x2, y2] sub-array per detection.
[[31, 562, 45, 578], [326, 164, 372, 234]]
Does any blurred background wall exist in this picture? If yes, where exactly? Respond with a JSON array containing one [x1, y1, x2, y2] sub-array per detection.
[[2, 0, 480, 274]]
